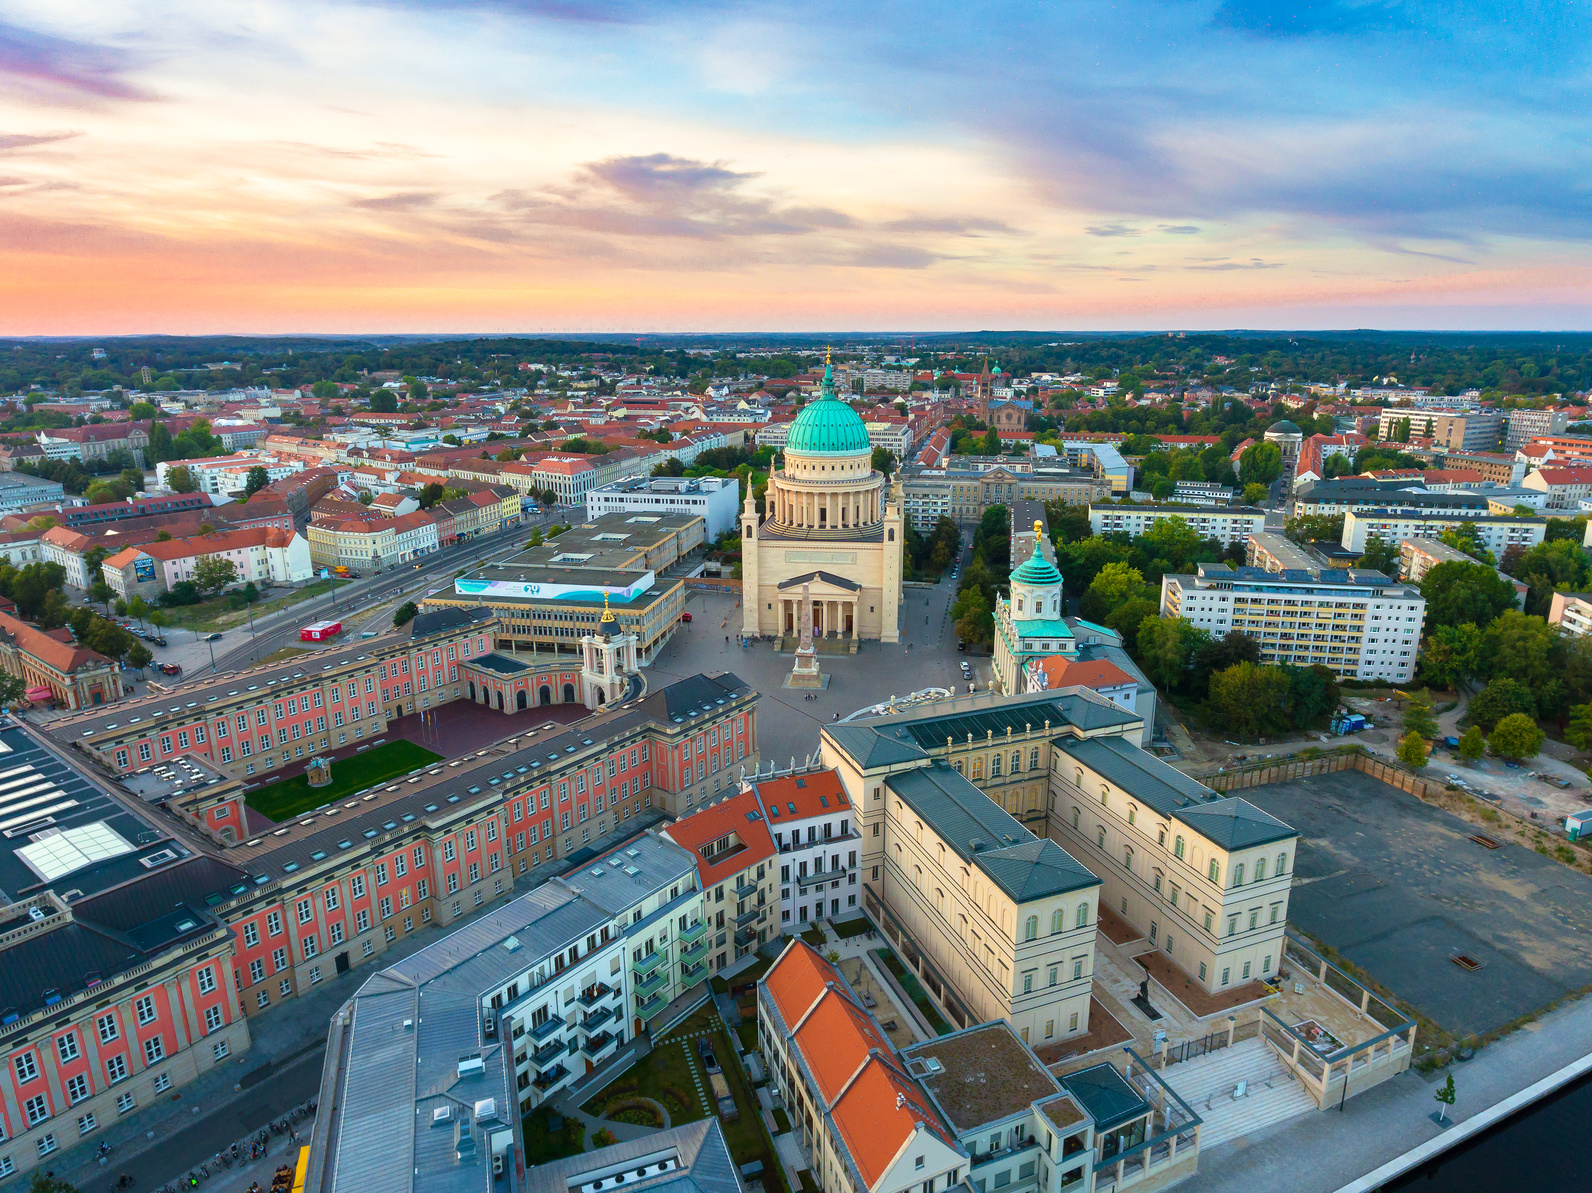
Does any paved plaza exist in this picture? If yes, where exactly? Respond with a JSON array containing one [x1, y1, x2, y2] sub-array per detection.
[[644, 579, 986, 768]]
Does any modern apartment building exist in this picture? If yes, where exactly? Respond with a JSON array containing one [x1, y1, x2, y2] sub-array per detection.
[[901, 465, 1102, 531], [1398, 538, 1527, 607], [1340, 510, 1546, 555], [1375, 409, 1502, 451], [1159, 563, 1425, 682], [586, 475, 742, 539], [1087, 505, 1266, 547], [1245, 532, 1326, 573], [1522, 465, 1592, 509], [748, 770, 862, 928], [1292, 480, 1490, 519], [1505, 407, 1570, 451], [1548, 592, 1592, 639], [660, 790, 780, 973]]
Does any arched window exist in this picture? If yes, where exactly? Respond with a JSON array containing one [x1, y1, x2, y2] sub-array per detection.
[[1074, 768, 1084, 790], [1233, 863, 1245, 886], [1208, 858, 1220, 883], [1127, 805, 1137, 826], [990, 754, 1002, 778], [1122, 846, 1133, 871], [914, 865, 923, 890], [1017, 597, 1024, 612], [1097, 826, 1106, 850], [973, 758, 984, 779], [1024, 916, 1038, 941], [1174, 836, 1185, 860], [1100, 785, 1109, 805], [1071, 806, 1080, 830], [1051, 909, 1064, 934], [1076, 903, 1089, 929], [1011, 751, 1022, 773], [1277, 851, 1288, 876], [1255, 857, 1267, 881]]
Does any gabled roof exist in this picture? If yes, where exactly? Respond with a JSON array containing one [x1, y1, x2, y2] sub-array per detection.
[[751, 769, 849, 824], [763, 937, 840, 1026], [777, 570, 862, 593], [1174, 799, 1296, 850], [660, 791, 775, 889]]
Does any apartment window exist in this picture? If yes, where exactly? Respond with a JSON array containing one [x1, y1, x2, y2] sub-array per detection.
[[1022, 973, 1032, 993], [1208, 859, 1220, 883], [324, 886, 340, 911], [105, 1054, 127, 1083], [362, 940, 374, 957], [116, 1093, 135, 1116], [35, 1132, 56, 1156], [443, 841, 456, 862], [384, 926, 396, 943], [14, 1054, 37, 1084], [376, 863, 389, 886], [56, 1034, 79, 1064], [379, 897, 393, 919], [143, 1037, 165, 1065], [197, 966, 217, 994], [153, 1073, 171, 1093], [1199, 962, 1208, 982], [267, 911, 283, 936], [279, 979, 292, 997], [356, 909, 370, 933], [1024, 916, 1037, 941], [447, 872, 459, 894], [249, 959, 265, 984], [135, 996, 157, 1026], [204, 1005, 223, 1033], [256, 992, 270, 1009], [351, 874, 366, 898], [1221, 967, 1230, 986], [272, 946, 288, 972]]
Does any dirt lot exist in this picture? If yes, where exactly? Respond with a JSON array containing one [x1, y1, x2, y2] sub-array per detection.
[[1241, 769, 1592, 1040]]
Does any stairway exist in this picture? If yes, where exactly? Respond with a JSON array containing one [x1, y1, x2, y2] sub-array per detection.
[[1155, 1038, 1317, 1150]]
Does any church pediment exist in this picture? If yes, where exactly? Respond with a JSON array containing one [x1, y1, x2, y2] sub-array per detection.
[[777, 570, 862, 594]]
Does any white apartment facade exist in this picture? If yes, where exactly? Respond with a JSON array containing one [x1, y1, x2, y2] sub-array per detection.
[[157, 454, 303, 497], [1340, 509, 1546, 555], [1087, 504, 1266, 547], [1159, 562, 1426, 682], [1522, 466, 1592, 510], [749, 770, 863, 929], [1506, 408, 1570, 451], [1549, 592, 1592, 639]]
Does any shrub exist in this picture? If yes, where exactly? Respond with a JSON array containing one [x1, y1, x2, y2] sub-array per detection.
[[1489, 713, 1545, 760]]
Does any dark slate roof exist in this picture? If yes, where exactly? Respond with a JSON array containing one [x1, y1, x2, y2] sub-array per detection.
[[824, 725, 930, 769], [637, 672, 753, 723], [885, 766, 1097, 901], [466, 652, 532, 675], [859, 692, 1139, 754], [1055, 736, 1294, 849], [0, 919, 147, 1024], [777, 570, 862, 593], [408, 605, 496, 638], [1060, 1063, 1151, 1132], [525, 1120, 745, 1193]]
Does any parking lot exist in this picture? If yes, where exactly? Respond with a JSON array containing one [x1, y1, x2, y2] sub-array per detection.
[[1240, 769, 1592, 1039]]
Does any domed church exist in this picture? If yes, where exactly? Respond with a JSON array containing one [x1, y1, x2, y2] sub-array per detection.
[[741, 357, 904, 643]]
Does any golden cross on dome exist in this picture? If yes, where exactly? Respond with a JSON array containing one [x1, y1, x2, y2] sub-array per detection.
[[601, 591, 615, 623]]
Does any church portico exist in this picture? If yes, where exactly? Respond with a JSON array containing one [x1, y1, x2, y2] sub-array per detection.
[[742, 355, 904, 644]]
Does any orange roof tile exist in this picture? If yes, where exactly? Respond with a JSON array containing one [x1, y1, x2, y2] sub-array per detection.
[[793, 986, 896, 1103], [1029, 657, 1136, 692], [763, 940, 841, 1027], [831, 1059, 953, 1189], [753, 770, 849, 826], [660, 791, 776, 888]]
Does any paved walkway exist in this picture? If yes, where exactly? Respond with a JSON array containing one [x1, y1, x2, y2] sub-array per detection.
[[1181, 991, 1592, 1192]]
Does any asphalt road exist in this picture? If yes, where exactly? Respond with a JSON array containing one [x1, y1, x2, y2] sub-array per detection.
[[76, 1047, 324, 1193]]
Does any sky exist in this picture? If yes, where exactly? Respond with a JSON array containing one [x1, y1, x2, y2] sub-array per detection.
[[1, 0, 1588, 333]]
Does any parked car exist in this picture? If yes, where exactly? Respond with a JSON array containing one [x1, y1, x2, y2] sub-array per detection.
[[681, 612, 693, 623], [158, 663, 182, 676], [150, 636, 168, 647], [205, 633, 222, 642]]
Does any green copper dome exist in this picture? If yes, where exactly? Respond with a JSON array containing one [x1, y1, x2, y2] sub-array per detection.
[[1011, 552, 1063, 586], [786, 360, 872, 456]]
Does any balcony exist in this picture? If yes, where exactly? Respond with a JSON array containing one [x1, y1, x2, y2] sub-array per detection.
[[635, 969, 669, 999], [735, 906, 762, 926], [533, 1038, 567, 1067], [582, 1031, 617, 1058], [679, 920, 708, 945], [581, 1005, 614, 1032], [680, 938, 709, 963], [972, 1140, 1039, 1170], [532, 1064, 570, 1093], [633, 950, 666, 978], [578, 982, 613, 1007], [530, 1017, 565, 1042], [734, 926, 758, 947], [680, 961, 707, 983], [734, 879, 758, 899], [635, 992, 664, 1019]]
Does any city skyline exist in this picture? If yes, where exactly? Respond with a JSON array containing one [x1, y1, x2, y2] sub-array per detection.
[[2, 0, 1585, 333]]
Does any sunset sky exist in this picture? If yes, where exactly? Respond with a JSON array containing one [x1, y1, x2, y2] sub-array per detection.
[[1, 0, 1587, 333]]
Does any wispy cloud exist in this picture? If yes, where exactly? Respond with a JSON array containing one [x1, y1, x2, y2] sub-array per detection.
[[0, 131, 79, 150], [0, 20, 151, 102]]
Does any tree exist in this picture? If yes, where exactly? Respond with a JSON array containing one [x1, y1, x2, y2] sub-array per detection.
[[1206, 662, 1292, 738], [1105, 597, 1158, 646], [1439, 522, 1495, 566], [1480, 610, 1555, 687], [147, 419, 174, 463], [1403, 696, 1439, 740], [1565, 703, 1592, 752], [1238, 441, 1282, 484], [953, 586, 992, 647], [1190, 630, 1261, 697], [1140, 516, 1203, 572], [871, 446, 895, 476], [311, 379, 339, 399], [1242, 482, 1268, 505], [1080, 562, 1146, 622], [1283, 514, 1344, 545], [191, 554, 239, 595], [244, 465, 270, 496], [1396, 730, 1429, 769], [90, 580, 114, 611], [1420, 561, 1517, 631], [1418, 623, 1482, 689], [27, 1170, 82, 1193], [1467, 678, 1536, 731], [165, 464, 197, 493], [1356, 536, 1399, 574], [1489, 713, 1544, 760], [982, 427, 1001, 455], [1136, 617, 1208, 691], [370, 390, 399, 413], [526, 528, 544, 548], [1286, 664, 1339, 729], [652, 457, 686, 478], [1511, 538, 1591, 615], [393, 601, 418, 628], [541, 488, 559, 507], [1457, 725, 1486, 762], [0, 672, 23, 709], [1433, 1074, 1456, 1125]]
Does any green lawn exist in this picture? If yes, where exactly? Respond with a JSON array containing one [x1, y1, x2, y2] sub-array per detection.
[[522, 1106, 586, 1164], [155, 579, 338, 633], [832, 917, 873, 940], [244, 740, 443, 821], [800, 926, 828, 948]]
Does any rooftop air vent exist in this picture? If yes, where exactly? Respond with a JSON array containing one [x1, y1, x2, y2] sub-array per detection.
[[457, 1054, 485, 1080]]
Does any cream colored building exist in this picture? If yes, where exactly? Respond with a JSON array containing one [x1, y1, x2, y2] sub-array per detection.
[[742, 359, 903, 643], [1050, 735, 1296, 997]]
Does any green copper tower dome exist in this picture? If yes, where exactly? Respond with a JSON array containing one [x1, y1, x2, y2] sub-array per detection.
[[785, 355, 872, 456]]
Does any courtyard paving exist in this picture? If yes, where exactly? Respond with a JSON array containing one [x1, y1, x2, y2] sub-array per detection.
[[646, 573, 982, 769]]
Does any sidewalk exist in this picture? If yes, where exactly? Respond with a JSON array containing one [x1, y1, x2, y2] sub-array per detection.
[[1180, 991, 1592, 1192]]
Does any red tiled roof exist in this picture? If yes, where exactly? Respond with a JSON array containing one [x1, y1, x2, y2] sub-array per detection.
[[0, 608, 109, 674], [661, 791, 776, 888], [1030, 657, 1136, 691], [753, 770, 849, 826]]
